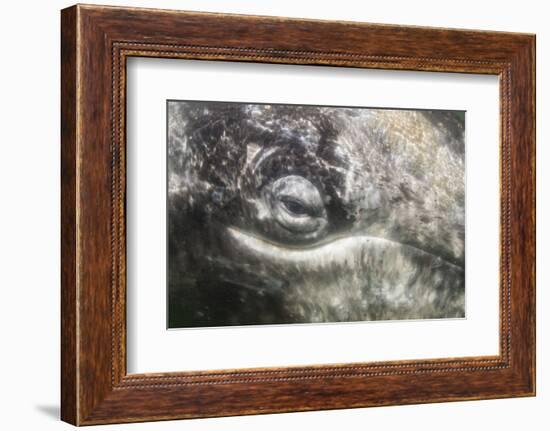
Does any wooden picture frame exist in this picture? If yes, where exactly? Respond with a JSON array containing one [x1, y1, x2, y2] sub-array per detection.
[[61, 4, 535, 425]]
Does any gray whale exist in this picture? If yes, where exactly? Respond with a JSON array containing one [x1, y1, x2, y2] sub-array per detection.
[[167, 102, 465, 327]]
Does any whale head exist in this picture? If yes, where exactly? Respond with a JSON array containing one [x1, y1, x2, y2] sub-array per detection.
[[167, 102, 465, 327]]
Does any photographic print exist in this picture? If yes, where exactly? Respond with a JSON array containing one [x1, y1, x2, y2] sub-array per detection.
[[167, 101, 465, 329]]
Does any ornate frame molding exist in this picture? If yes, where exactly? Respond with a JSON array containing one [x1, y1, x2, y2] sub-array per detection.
[[61, 5, 535, 425]]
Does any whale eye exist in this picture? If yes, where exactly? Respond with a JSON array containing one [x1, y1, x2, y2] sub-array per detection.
[[263, 175, 328, 241], [280, 197, 310, 217]]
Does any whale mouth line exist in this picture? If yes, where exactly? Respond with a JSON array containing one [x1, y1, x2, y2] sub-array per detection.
[[226, 226, 464, 271]]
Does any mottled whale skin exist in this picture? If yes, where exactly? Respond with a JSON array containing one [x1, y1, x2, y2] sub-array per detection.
[[167, 102, 465, 328]]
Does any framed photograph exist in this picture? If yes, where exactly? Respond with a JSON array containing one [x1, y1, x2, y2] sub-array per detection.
[[61, 4, 536, 425]]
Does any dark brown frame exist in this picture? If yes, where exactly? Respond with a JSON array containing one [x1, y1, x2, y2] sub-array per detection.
[[61, 4, 536, 426]]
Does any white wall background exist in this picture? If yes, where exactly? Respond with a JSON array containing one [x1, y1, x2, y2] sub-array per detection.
[[0, 0, 546, 429]]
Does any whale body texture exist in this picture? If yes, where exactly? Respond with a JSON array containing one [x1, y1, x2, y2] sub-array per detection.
[[167, 101, 465, 328]]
